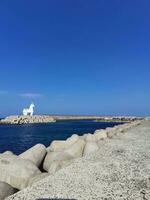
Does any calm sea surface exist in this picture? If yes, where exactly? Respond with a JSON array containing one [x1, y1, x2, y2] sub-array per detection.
[[0, 120, 122, 154]]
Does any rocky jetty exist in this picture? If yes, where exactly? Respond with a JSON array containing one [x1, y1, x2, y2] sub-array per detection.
[[0, 115, 143, 125], [0, 115, 56, 124], [53, 115, 143, 122], [0, 119, 142, 199]]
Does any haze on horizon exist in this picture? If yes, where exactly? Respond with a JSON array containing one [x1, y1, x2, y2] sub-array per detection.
[[0, 1, 150, 117]]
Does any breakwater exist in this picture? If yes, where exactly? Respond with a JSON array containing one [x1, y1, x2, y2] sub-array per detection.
[[0, 115, 143, 124], [53, 115, 142, 122], [0, 115, 56, 124], [0, 120, 142, 199]]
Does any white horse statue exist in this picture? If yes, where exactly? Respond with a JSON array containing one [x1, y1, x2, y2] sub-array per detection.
[[23, 103, 35, 116]]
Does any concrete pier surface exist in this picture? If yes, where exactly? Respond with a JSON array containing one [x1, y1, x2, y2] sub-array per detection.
[[7, 119, 150, 200]]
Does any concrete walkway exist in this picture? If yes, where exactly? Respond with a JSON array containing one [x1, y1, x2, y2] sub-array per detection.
[[7, 120, 150, 200]]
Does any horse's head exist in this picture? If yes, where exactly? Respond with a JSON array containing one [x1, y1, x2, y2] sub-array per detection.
[[30, 103, 35, 108]]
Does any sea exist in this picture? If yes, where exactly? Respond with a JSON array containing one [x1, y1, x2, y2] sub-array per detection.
[[0, 120, 123, 154]]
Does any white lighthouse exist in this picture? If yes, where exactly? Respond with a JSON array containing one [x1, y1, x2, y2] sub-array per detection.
[[23, 103, 35, 116]]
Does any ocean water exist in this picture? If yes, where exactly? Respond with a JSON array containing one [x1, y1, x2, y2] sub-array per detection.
[[0, 120, 122, 154]]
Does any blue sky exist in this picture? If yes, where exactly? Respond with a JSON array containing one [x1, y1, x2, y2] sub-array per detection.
[[0, 0, 150, 116]]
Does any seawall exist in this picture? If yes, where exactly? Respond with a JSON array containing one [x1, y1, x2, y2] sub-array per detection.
[[0, 115, 143, 124], [0, 115, 56, 124], [6, 119, 149, 200]]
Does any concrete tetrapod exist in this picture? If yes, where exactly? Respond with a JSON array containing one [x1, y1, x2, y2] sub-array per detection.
[[0, 154, 41, 190]]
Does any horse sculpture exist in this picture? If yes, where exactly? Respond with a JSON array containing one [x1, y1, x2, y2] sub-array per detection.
[[23, 103, 35, 116]]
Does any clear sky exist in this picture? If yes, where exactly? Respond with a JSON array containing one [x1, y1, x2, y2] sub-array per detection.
[[0, 0, 150, 117]]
